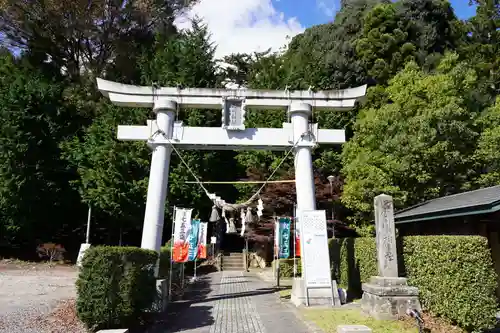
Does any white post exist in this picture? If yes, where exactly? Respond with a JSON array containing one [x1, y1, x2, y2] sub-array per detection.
[[141, 100, 176, 254], [293, 203, 297, 276], [77, 205, 92, 268], [290, 102, 316, 212], [86, 206, 91, 244]]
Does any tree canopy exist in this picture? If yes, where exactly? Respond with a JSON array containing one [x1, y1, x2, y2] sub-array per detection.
[[342, 54, 480, 222]]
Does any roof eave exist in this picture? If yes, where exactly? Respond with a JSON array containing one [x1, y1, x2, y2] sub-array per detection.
[[395, 202, 500, 224]]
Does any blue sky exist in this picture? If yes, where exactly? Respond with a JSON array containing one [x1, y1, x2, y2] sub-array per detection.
[[450, 0, 477, 19], [273, 0, 476, 27], [175, 0, 477, 59]]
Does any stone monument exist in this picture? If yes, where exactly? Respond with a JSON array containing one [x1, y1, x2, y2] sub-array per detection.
[[361, 194, 421, 320], [291, 210, 341, 307]]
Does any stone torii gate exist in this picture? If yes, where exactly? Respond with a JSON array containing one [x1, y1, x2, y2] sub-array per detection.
[[96, 78, 366, 270]]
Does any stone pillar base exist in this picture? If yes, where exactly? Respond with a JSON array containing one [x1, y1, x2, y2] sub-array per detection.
[[154, 279, 168, 312], [361, 276, 421, 320], [290, 277, 341, 307]]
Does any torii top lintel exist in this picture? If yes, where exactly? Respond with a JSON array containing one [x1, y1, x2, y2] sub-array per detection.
[[96, 78, 367, 111]]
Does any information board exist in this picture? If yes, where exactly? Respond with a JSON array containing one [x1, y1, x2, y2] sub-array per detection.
[[300, 210, 331, 288]]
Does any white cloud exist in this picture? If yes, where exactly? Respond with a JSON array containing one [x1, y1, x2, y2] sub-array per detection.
[[317, 0, 336, 19], [174, 0, 305, 59]]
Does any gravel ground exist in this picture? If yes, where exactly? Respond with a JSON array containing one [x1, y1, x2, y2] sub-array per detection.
[[0, 261, 86, 333]]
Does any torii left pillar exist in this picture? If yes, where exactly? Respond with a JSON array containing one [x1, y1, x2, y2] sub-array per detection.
[[141, 100, 176, 254]]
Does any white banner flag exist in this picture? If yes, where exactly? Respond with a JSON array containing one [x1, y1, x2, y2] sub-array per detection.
[[198, 222, 208, 259], [172, 208, 193, 263], [274, 220, 280, 257]]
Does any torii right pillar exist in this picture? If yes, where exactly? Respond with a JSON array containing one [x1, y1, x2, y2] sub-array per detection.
[[290, 102, 342, 307], [290, 102, 316, 212]]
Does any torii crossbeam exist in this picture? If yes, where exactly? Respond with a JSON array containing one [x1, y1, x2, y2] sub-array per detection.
[[96, 78, 366, 257]]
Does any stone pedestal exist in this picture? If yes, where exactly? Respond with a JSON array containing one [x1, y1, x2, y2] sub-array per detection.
[[361, 276, 421, 320], [154, 279, 168, 312], [76, 243, 91, 268], [290, 277, 341, 307]]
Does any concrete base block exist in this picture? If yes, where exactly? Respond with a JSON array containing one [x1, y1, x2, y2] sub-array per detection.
[[290, 277, 341, 307], [155, 279, 168, 312], [361, 276, 421, 320], [76, 243, 91, 268], [96, 330, 129, 333], [337, 325, 372, 333]]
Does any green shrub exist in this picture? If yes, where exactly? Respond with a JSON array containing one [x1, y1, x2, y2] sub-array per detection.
[[272, 258, 301, 278], [330, 238, 376, 292], [404, 236, 497, 332], [76, 246, 158, 332], [158, 244, 171, 279], [330, 236, 498, 332]]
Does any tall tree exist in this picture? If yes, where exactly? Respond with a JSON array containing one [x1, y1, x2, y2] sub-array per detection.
[[342, 53, 480, 223], [62, 22, 238, 245], [0, 0, 195, 81], [462, 0, 500, 100], [285, 0, 388, 90], [473, 97, 500, 186], [0, 52, 84, 256], [355, 0, 460, 86]]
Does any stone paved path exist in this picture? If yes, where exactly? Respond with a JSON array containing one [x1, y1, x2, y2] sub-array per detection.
[[148, 271, 313, 333]]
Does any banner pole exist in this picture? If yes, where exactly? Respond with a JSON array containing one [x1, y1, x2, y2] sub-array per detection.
[[293, 203, 297, 277], [168, 206, 176, 302], [275, 215, 281, 287], [272, 214, 276, 280], [194, 258, 197, 279], [181, 263, 185, 290]]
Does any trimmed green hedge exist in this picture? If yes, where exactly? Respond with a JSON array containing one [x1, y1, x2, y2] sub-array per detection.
[[330, 237, 376, 293], [272, 236, 497, 331], [76, 246, 158, 332], [331, 236, 498, 332], [272, 258, 301, 278], [158, 243, 172, 279], [403, 236, 497, 332]]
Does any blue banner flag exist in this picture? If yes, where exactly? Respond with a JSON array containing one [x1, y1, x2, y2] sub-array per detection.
[[278, 217, 291, 259], [187, 219, 200, 261]]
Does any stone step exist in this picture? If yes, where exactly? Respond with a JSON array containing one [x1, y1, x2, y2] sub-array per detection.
[[222, 262, 243, 267], [222, 263, 243, 270], [223, 258, 243, 262], [222, 252, 243, 271], [222, 266, 243, 271], [222, 262, 242, 266]]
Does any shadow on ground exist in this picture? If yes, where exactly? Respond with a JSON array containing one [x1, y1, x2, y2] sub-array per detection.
[[135, 275, 214, 333], [188, 286, 285, 304], [276, 285, 293, 300]]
